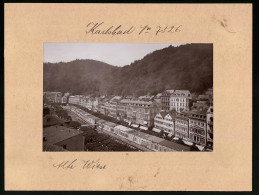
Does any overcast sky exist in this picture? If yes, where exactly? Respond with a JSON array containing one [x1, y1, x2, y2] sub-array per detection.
[[44, 43, 185, 67]]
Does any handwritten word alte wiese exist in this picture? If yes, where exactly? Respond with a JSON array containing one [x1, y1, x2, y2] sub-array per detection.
[[85, 22, 182, 36], [53, 159, 106, 170]]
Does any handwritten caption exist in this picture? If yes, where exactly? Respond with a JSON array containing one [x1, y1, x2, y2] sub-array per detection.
[[85, 22, 182, 36], [53, 159, 106, 170]]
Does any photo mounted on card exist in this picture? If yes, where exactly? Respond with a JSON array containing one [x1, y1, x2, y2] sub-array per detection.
[[43, 42, 213, 152], [5, 3, 252, 191]]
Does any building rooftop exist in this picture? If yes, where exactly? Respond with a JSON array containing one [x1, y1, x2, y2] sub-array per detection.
[[43, 142, 68, 151], [189, 110, 207, 120], [103, 121, 118, 127], [156, 111, 167, 118], [114, 125, 134, 132], [172, 90, 191, 97], [167, 110, 177, 118], [120, 99, 154, 106], [146, 135, 165, 143], [159, 140, 191, 151], [176, 115, 189, 121], [43, 125, 83, 145], [130, 131, 153, 140]]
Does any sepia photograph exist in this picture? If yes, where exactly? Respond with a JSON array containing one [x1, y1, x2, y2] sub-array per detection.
[[43, 43, 213, 152]]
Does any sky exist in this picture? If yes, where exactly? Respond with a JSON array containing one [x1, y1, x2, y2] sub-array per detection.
[[44, 43, 185, 67]]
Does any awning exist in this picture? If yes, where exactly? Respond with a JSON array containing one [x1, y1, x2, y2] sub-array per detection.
[[173, 137, 179, 140], [183, 140, 194, 146], [195, 144, 205, 151], [152, 128, 161, 133], [139, 126, 148, 130]]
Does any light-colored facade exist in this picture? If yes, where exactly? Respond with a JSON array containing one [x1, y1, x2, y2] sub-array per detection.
[[154, 111, 176, 134], [189, 111, 207, 146], [103, 102, 117, 118], [68, 95, 81, 104], [120, 99, 161, 127], [170, 90, 191, 111], [116, 103, 127, 121], [175, 112, 190, 139]]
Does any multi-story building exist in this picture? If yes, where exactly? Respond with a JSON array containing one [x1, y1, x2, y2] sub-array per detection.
[[104, 101, 118, 118], [92, 98, 99, 111], [116, 102, 127, 121], [154, 93, 162, 104], [68, 95, 81, 104], [119, 99, 161, 127], [78, 96, 89, 108], [189, 110, 207, 146], [161, 90, 174, 111], [175, 112, 190, 139], [170, 90, 191, 111], [43, 92, 62, 103], [61, 92, 70, 104], [153, 110, 177, 135], [100, 104, 107, 115], [206, 106, 213, 148]]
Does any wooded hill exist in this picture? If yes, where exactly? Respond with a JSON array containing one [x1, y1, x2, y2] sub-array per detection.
[[43, 43, 213, 96]]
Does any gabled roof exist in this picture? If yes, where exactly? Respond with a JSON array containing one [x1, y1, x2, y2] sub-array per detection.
[[156, 111, 167, 118], [166, 110, 177, 118], [172, 90, 191, 97], [43, 126, 83, 145], [159, 140, 191, 151]]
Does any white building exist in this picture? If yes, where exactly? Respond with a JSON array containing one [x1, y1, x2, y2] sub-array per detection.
[[170, 90, 191, 111], [68, 95, 81, 104], [153, 110, 177, 135]]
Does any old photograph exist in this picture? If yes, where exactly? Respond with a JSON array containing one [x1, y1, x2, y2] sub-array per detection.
[[43, 43, 213, 152]]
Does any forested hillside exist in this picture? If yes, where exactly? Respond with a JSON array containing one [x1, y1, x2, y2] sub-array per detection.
[[44, 43, 213, 96]]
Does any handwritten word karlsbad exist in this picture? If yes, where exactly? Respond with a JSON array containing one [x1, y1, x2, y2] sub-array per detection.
[[85, 22, 182, 36]]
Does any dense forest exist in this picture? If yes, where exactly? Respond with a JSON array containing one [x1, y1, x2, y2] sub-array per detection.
[[43, 43, 213, 96]]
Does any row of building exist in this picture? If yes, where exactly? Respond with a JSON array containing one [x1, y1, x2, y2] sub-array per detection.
[[43, 88, 213, 148], [66, 105, 191, 151], [153, 106, 213, 147]]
